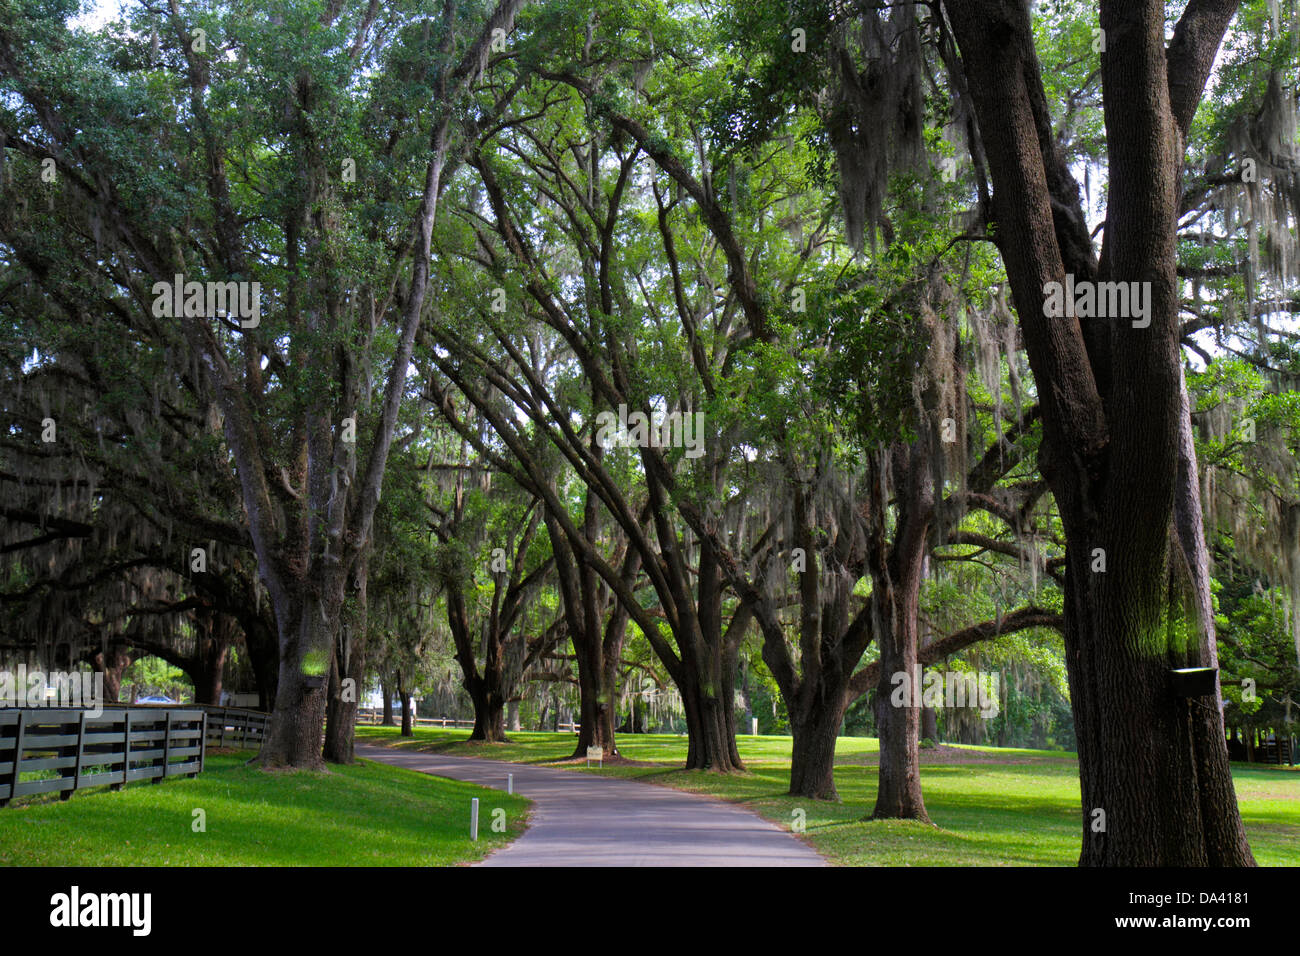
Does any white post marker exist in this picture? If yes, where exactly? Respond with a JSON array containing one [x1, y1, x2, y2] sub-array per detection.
[[751, 717, 758, 736], [507, 773, 513, 795], [470, 797, 479, 841]]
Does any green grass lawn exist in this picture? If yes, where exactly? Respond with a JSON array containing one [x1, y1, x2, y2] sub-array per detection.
[[358, 726, 1300, 866], [0, 750, 529, 866]]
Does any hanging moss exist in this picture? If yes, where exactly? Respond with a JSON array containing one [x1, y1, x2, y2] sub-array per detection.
[[826, 3, 927, 252]]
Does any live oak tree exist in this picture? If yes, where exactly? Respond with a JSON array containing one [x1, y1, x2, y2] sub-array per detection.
[[730, 0, 1268, 860], [4, 0, 1293, 865], [1175, 6, 1300, 661], [0, 88, 279, 707], [424, 443, 555, 744], [938, 0, 1257, 863], [538, 0, 1068, 804], [1214, 540, 1300, 748], [0, 0, 524, 768], [1173, 4, 1300, 771], [702, 270, 1065, 805], [364, 488, 446, 739], [418, 23, 769, 768]]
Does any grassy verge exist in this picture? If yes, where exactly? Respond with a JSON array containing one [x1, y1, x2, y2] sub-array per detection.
[[0, 750, 529, 866], [357, 726, 1300, 866]]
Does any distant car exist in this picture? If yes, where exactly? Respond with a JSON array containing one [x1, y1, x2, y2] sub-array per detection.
[[135, 695, 178, 704]]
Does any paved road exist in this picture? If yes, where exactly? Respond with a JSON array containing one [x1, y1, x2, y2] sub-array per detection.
[[356, 744, 826, 867]]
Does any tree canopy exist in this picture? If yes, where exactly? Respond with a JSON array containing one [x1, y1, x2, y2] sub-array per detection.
[[2, 0, 1296, 866]]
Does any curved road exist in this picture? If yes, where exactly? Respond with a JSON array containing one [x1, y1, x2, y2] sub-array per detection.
[[356, 744, 826, 867]]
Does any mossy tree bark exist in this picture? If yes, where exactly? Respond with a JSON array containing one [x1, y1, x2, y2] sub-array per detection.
[[945, 0, 1254, 865]]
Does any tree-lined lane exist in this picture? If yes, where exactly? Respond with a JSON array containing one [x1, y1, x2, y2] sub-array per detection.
[[356, 744, 826, 867]]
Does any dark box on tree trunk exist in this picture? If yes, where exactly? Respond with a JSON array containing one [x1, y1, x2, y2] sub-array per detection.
[[1170, 667, 1218, 698]]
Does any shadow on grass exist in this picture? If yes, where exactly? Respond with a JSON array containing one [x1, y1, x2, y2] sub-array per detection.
[[0, 753, 529, 867]]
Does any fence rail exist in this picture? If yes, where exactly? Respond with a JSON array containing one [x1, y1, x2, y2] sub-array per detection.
[[354, 710, 581, 733], [1228, 731, 1297, 766], [355, 711, 474, 729], [198, 705, 269, 751], [101, 702, 269, 752], [0, 708, 205, 807]]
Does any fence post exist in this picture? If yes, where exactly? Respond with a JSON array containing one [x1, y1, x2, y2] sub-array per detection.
[[4, 710, 26, 806], [157, 710, 172, 782], [114, 711, 131, 791], [219, 707, 227, 748], [65, 710, 86, 800], [198, 712, 207, 775]]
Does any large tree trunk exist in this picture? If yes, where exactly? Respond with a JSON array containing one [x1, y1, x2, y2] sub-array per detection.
[[871, 441, 932, 823], [241, 615, 278, 713], [945, 0, 1254, 865], [789, 692, 848, 800], [1060, 541, 1204, 864], [381, 674, 395, 726], [470, 603, 509, 743], [573, 678, 614, 756], [678, 664, 741, 771], [468, 680, 508, 743], [191, 612, 234, 706], [323, 635, 365, 762], [719, 630, 745, 769], [573, 635, 617, 757], [259, 582, 340, 770], [547, 497, 638, 761], [325, 550, 368, 763], [263, 672, 329, 767], [674, 644, 744, 772], [398, 670, 414, 738], [1057, 374, 1254, 864], [400, 695, 413, 736], [507, 699, 521, 732], [921, 704, 938, 742], [263, 679, 329, 764], [673, 542, 744, 772], [573, 561, 637, 760], [449, 585, 509, 743], [872, 623, 928, 821], [86, 645, 132, 703]]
